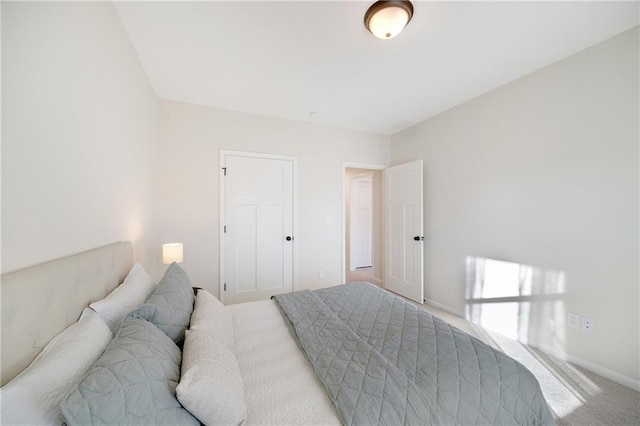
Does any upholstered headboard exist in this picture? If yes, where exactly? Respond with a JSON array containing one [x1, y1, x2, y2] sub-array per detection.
[[1, 242, 133, 386]]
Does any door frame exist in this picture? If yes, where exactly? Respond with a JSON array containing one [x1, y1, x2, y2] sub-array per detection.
[[220, 150, 298, 304], [341, 161, 388, 284]]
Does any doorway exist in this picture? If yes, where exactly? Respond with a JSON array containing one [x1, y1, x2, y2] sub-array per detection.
[[342, 160, 425, 304], [350, 172, 373, 270], [344, 165, 384, 285]]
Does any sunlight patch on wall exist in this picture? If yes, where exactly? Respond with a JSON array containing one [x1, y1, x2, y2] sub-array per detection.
[[465, 256, 566, 354]]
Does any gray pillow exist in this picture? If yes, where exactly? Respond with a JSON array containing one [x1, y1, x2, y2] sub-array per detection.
[[60, 315, 199, 426], [132, 262, 194, 344]]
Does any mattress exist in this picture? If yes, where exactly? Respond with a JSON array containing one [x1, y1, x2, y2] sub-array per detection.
[[228, 300, 340, 425]]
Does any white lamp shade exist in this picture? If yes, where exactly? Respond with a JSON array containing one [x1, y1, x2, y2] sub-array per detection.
[[162, 243, 184, 264]]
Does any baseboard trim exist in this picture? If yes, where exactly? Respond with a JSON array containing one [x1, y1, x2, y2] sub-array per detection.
[[423, 299, 640, 392], [424, 298, 465, 317], [553, 351, 640, 392], [371, 277, 384, 286]]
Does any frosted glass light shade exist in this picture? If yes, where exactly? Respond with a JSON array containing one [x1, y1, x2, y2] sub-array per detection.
[[162, 243, 184, 264], [364, 1, 414, 40]]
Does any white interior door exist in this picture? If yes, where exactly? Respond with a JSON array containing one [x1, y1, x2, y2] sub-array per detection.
[[222, 153, 294, 304], [350, 173, 373, 270], [384, 160, 424, 304]]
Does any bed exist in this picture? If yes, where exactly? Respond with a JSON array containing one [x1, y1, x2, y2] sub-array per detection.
[[0, 242, 554, 425]]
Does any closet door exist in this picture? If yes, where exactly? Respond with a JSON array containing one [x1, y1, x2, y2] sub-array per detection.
[[221, 152, 295, 304]]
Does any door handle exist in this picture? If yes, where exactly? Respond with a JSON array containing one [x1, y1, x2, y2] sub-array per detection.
[[286, 236, 293, 241], [413, 236, 423, 241]]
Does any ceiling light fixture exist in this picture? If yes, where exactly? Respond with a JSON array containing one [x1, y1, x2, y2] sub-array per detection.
[[364, 1, 414, 40]]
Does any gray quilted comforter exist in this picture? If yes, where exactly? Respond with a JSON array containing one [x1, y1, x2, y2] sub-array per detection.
[[273, 283, 554, 425]]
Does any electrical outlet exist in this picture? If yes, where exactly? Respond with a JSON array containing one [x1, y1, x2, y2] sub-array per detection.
[[567, 312, 580, 329], [319, 270, 325, 279], [581, 317, 595, 334]]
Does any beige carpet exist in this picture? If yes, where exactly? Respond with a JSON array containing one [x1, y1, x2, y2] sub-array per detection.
[[475, 327, 640, 426], [369, 283, 640, 425], [346, 267, 373, 283]]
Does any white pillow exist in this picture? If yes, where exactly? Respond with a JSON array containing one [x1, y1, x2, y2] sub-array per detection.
[[90, 263, 156, 334], [176, 330, 247, 426], [0, 308, 112, 425], [189, 289, 235, 351]]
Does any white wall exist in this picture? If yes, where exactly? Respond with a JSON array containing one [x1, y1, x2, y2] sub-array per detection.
[[2, 2, 158, 272], [391, 28, 639, 383], [154, 100, 390, 297]]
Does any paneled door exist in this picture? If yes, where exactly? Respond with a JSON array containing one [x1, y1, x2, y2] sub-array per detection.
[[384, 160, 424, 304], [221, 152, 295, 304]]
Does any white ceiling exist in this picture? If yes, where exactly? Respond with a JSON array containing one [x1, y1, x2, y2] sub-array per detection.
[[114, 1, 639, 135]]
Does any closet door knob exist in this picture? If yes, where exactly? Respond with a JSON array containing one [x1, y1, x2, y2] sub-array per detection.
[[286, 236, 293, 241]]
